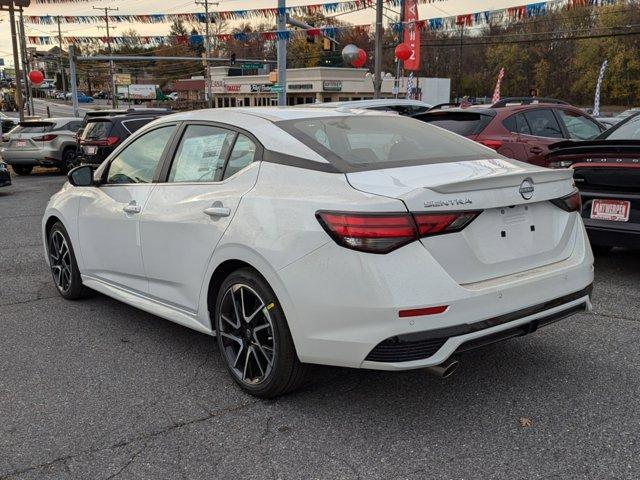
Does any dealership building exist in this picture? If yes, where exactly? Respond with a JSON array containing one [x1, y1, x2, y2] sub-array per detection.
[[174, 66, 450, 107]]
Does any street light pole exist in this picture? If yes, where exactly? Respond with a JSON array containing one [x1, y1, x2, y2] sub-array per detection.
[[196, 0, 218, 109], [56, 16, 68, 99], [276, 0, 286, 106], [373, 0, 383, 99], [8, 2, 24, 121], [94, 6, 119, 108], [18, 7, 33, 116]]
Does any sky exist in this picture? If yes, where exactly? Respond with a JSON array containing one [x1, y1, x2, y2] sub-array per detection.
[[0, 0, 528, 68]]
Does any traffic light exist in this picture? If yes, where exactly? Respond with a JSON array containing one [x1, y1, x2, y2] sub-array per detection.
[[323, 38, 331, 51], [230, 53, 236, 65]]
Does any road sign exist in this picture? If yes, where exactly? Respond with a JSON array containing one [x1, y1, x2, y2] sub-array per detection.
[[113, 73, 131, 86], [241, 63, 263, 69], [270, 84, 284, 93]]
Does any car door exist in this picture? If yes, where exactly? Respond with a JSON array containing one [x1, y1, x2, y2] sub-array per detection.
[[518, 108, 565, 166], [140, 123, 261, 313], [77, 124, 177, 294]]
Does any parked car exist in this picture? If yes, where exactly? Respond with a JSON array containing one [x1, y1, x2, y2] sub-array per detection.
[[414, 97, 606, 166], [79, 110, 171, 165], [1, 111, 16, 134], [45, 107, 594, 397], [166, 92, 179, 101], [546, 111, 640, 251], [0, 161, 11, 187], [76, 93, 94, 104], [307, 98, 433, 116], [0, 117, 82, 174]]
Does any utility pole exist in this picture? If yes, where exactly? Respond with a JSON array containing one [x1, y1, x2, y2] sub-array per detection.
[[196, 0, 219, 109], [373, 0, 383, 99], [276, 0, 286, 106], [18, 7, 33, 116], [68, 45, 79, 118], [94, 6, 119, 108], [7, 2, 24, 121], [456, 23, 464, 103], [55, 16, 68, 99]]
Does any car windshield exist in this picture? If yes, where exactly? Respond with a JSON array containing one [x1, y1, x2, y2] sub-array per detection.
[[83, 120, 113, 140], [604, 114, 640, 140], [414, 111, 493, 136], [277, 115, 497, 171], [14, 122, 54, 134]]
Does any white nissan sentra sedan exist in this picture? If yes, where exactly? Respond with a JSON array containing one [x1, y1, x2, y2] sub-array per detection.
[[42, 107, 594, 397]]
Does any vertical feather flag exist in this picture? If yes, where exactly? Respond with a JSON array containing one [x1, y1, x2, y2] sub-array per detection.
[[492, 67, 505, 103], [593, 59, 608, 117]]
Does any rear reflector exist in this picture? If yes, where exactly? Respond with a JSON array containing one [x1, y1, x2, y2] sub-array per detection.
[[478, 139, 503, 150], [399, 305, 448, 318], [550, 190, 582, 212], [316, 210, 481, 254]]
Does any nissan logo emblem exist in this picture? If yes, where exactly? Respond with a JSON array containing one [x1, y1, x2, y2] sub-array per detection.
[[519, 178, 534, 200]]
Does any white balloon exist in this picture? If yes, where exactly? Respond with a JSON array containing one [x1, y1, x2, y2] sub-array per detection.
[[341, 44, 360, 64]]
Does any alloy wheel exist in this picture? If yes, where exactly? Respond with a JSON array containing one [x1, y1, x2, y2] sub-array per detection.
[[218, 284, 275, 385], [49, 231, 72, 293]]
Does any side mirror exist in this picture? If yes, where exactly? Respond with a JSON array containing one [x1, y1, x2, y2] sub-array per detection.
[[68, 164, 95, 187]]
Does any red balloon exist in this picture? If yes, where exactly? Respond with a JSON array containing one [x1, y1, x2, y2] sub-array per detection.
[[395, 43, 412, 61], [28, 70, 44, 85], [352, 49, 367, 68]]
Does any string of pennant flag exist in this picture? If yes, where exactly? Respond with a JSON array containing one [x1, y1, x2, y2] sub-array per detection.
[[26, 0, 631, 47], [26, 0, 626, 25]]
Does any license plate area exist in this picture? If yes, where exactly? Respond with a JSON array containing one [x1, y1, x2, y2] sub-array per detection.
[[15, 140, 27, 147], [590, 199, 630, 222]]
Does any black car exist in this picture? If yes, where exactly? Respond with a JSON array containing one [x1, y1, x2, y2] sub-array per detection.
[[547, 112, 640, 251], [0, 161, 11, 188], [80, 110, 171, 166], [1, 112, 16, 134]]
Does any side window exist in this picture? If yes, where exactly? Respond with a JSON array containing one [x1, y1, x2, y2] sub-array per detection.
[[223, 134, 257, 180], [556, 109, 602, 140], [168, 125, 235, 183], [503, 113, 531, 135], [522, 109, 563, 138], [122, 118, 155, 134], [107, 125, 175, 184]]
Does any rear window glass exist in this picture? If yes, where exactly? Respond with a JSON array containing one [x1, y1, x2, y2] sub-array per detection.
[[15, 123, 54, 134], [605, 114, 640, 140], [121, 118, 155, 134], [83, 121, 113, 140], [414, 112, 493, 136], [277, 115, 498, 171]]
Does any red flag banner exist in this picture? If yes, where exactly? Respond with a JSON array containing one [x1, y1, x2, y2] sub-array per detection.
[[402, 0, 420, 71]]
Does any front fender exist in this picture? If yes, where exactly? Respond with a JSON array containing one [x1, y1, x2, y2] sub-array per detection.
[[42, 184, 81, 267]]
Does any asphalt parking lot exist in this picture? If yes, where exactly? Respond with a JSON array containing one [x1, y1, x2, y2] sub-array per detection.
[[1, 171, 639, 480]]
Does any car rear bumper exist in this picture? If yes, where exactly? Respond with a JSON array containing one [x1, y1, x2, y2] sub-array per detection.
[[277, 215, 594, 370], [580, 189, 640, 248], [1, 147, 63, 166]]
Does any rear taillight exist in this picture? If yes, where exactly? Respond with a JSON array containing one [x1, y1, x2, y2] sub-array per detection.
[[33, 134, 57, 142], [550, 190, 582, 212], [316, 210, 480, 254], [105, 136, 120, 146], [478, 139, 503, 150], [82, 136, 120, 147]]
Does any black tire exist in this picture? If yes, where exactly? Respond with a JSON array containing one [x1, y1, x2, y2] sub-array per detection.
[[592, 244, 614, 255], [47, 222, 90, 300], [214, 268, 311, 398], [12, 165, 33, 175], [59, 148, 78, 174]]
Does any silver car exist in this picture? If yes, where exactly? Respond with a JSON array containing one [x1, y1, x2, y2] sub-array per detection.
[[0, 117, 82, 175]]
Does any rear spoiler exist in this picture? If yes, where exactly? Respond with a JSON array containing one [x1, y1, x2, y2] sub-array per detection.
[[430, 169, 572, 194], [548, 139, 640, 156]]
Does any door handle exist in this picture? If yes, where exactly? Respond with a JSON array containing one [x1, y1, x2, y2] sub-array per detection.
[[123, 202, 141, 214], [529, 147, 543, 154], [203, 206, 231, 218]]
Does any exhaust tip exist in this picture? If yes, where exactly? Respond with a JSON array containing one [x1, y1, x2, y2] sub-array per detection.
[[424, 359, 459, 378]]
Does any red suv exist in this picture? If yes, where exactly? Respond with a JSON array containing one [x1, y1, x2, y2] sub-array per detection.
[[414, 98, 606, 167]]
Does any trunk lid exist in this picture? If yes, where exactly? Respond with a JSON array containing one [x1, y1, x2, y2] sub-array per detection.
[[346, 158, 578, 284]]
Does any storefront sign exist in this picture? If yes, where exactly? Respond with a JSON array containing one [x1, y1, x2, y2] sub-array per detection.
[[211, 80, 225, 93], [250, 84, 275, 93], [323, 80, 342, 92], [288, 83, 313, 90], [225, 84, 241, 92], [113, 73, 131, 86]]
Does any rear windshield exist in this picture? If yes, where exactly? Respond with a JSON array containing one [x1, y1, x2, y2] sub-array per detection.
[[83, 120, 113, 140], [276, 115, 497, 171], [413, 111, 493, 136], [605, 114, 640, 140], [14, 122, 54, 134]]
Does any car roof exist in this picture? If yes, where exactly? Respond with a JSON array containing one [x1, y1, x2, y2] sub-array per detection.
[[306, 99, 432, 109]]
